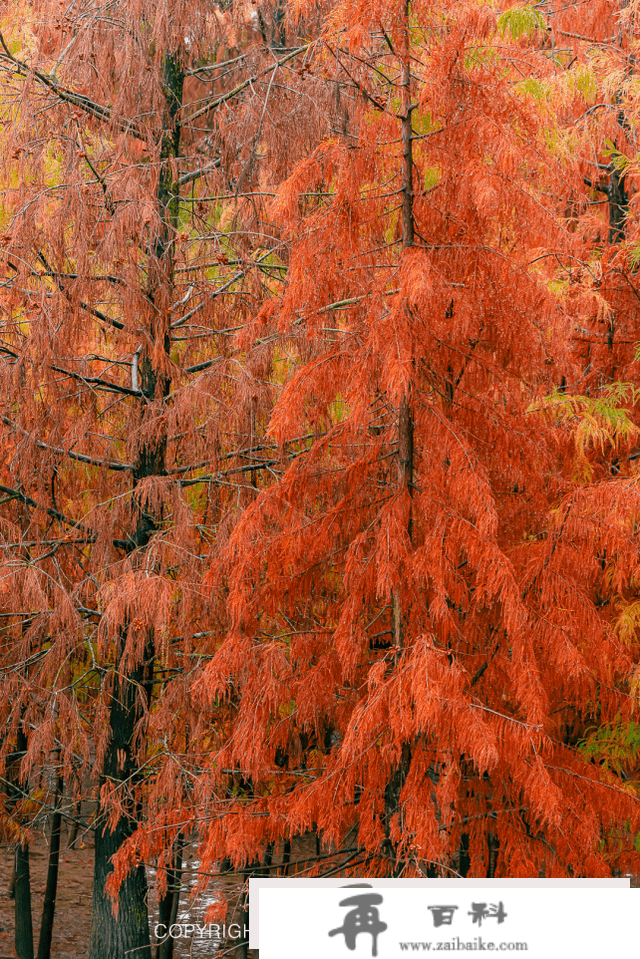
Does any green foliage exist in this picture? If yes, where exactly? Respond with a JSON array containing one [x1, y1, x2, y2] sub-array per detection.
[[578, 721, 640, 780], [517, 77, 551, 102], [329, 394, 348, 423], [497, 5, 546, 40], [629, 248, 640, 272], [533, 383, 639, 462], [573, 64, 597, 103], [464, 42, 499, 71], [423, 165, 440, 190], [413, 109, 439, 137], [602, 138, 629, 172], [615, 600, 640, 647]]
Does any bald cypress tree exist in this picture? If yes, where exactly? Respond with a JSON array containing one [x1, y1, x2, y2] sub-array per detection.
[[0, 1, 333, 953]]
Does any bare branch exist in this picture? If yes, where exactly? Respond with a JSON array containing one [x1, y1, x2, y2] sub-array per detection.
[[51, 364, 144, 398], [0, 416, 133, 472], [0, 32, 146, 140], [185, 44, 313, 124]]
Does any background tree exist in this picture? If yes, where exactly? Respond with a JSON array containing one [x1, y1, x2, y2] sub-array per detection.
[[0, 1, 338, 955]]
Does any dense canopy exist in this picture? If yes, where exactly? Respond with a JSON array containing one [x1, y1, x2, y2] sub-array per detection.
[[1, 0, 640, 957]]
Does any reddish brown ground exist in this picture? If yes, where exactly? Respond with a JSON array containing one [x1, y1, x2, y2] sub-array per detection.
[[0, 836, 94, 958], [0, 831, 240, 958]]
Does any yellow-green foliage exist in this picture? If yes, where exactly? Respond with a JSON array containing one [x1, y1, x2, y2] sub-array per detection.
[[497, 5, 546, 40]]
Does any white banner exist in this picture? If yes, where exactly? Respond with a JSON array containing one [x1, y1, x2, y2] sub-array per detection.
[[252, 879, 634, 958]]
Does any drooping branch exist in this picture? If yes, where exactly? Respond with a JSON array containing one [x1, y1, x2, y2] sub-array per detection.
[[176, 159, 221, 187], [50, 364, 144, 399], [36, 253, 126, 332], [185, 44, 312, 124], [0, 482, 91, 534], [0, 32, 146, 140], [0, 416, 133, 472]]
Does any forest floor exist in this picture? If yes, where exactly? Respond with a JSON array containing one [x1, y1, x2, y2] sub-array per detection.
[[0, 836, 94, 958], [0, 828, 244, 958], [0, 832, 638, 957]]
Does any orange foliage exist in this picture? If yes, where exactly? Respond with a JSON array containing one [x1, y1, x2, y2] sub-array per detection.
[[196, 0, 640, 879]]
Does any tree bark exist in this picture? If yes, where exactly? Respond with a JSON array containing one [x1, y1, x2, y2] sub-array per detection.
[[385, 2, 415, 877], [281, 838, 291, 875], [13, 725, 34, 959], [234, 895, 249, 959], [67, 798, 82, 849], [157, 835, 185, 959], [36, 772, 63, 959], [383, 742, 411, 875], [608, 163, 627, 244], [487, 831, 499, 878], [89, 655, 153, 959], [15, 841, 34, 959], [393, 0, 415, 651]]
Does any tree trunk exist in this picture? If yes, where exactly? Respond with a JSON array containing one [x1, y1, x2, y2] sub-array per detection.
[[386, 0, 415, 875], [7, 858, 15, 899], [261, 842, 273, 875], [608, 163, 627, 244], [281, 838, 291, 875], [91, 826, 151, 959], [383, 742, 411, 875], [235, 850, 270, 959], [36, 773, 63, 959], [89, 656, 153, 959], [157, 835, 185, 959], [14, 725, 34, 959], [234, 896, 249, 959], [487, 831, 499, 878], [67, 799, 82, 849], [15, 842, 34, 959], [90, 50, 183, 959], [393, 0, 415, 651]]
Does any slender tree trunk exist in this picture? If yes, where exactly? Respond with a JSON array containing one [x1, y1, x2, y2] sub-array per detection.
[[383, 742, 411, 874], [273, 0, 286, 51], [13, 725, 34, 959], [397, 396, 414, 533], [393, 0, 415, 651], [234, 891, 249, 959], [457, 833, 471, 878], [67, 798, 82, 849], [608, 163, 627, 244], [36, 772, 63, 959], [400, 39, 414, 252], [15, 841, 34, 959], [262, 841, 274, 875], [235, 847, 271, 959], [89, 655, 153, 959], [385, 1, 415, 876], [281, 838, 291, 875], [398, 0, 414, 475], [157, 835, 185, 959], [487, 831, 499, 878]]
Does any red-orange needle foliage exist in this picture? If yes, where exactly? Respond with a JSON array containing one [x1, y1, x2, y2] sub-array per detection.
[[3, 2, 640, 955], [196, 0, 640, 880]]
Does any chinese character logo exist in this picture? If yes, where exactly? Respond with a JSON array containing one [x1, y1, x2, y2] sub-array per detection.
[[468, 902, 507, 926], [427, 905, 458, 927], [329, 892, 387, 956]]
